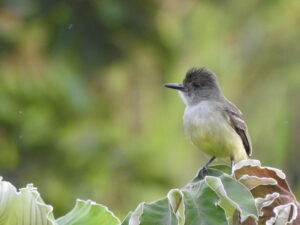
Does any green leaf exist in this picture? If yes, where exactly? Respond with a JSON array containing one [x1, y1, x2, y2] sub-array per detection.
[[128, 197, 178, 225], [167, 189, 184, 225], [0, 177, 56, 225], [167, 189, 183, 215], [120, 212, 132, 225], [141, 198, 178, 225], [56, 199, 120, 225], [182, 180, 228, 225], [205, 175, 258, 222], [209, 165, 231, 175]]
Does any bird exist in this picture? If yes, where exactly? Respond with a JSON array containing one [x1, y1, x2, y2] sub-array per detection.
[[164, 67, 251, 174]]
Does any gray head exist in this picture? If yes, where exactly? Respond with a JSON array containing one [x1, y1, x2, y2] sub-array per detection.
[[165, 67, 222, 105]]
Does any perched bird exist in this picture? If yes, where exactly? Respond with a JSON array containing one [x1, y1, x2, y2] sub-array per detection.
[[165, 67, 251, 173]]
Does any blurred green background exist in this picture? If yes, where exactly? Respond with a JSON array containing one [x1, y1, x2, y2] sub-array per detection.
[[1, 0, 300, 219]]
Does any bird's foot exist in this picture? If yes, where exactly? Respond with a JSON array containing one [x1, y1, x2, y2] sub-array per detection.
[[197, 165, 209, 178], [230, 157, 234, 176], [196, 156, 216, 179]]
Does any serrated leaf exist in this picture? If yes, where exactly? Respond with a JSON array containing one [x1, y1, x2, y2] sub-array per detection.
[[56, 199, 120, 225], [182, 180, 228, 225]]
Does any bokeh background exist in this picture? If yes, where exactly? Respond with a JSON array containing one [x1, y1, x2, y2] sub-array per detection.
[[1, 0, 300, 219]]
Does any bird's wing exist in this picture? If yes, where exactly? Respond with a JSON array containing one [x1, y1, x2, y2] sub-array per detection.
[[224, 99, 252, 156]]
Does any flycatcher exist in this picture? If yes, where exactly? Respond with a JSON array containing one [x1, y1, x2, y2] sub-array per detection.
[[165, 67, 251, 172]]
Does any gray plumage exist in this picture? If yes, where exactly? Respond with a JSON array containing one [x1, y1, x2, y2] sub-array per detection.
[[165, 66, 252, 164]]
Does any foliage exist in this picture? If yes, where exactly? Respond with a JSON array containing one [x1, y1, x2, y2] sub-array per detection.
[[1, 0, 300, 218], [0, 160, 298, 225], [0, 176, 120, 225], [234, 160, 300, 224]]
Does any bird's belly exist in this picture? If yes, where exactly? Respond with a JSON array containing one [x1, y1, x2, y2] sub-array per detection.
[[184, 104, 245, 159]]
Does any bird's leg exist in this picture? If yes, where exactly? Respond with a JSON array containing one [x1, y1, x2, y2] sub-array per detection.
[[230, 157, 234, 175], [197, 156, 216, 177]]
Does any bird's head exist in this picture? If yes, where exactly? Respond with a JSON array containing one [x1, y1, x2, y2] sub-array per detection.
[[165, 67, 221, 105]]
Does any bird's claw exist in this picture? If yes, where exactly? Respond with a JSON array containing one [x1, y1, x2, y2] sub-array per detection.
[[197, 166, 209, 178]]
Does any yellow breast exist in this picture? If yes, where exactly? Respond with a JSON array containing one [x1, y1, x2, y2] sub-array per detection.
[[183, 101, 247, 162]]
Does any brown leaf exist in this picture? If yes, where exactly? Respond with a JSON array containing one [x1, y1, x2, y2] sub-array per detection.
[[233, 160, 300, 225]]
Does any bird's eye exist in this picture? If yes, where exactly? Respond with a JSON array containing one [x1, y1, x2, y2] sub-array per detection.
[[193, 83, 200, 88]]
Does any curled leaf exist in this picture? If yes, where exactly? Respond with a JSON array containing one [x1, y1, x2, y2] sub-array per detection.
[[238, 175, 277, 190], [265, 203, 298, 225], [234, 159, 300, 224]]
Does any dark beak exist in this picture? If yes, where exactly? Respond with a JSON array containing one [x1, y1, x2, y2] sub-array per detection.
[[164, 83, 187, 92]]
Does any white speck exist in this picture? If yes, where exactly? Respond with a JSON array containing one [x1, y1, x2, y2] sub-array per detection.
[[68, 24, 73, 30], [19, 135, 23, 139], [18, 111, 23, 114]]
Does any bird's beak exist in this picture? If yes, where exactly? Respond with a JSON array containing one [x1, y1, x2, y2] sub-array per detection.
[[164, 83, 187, 92]]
